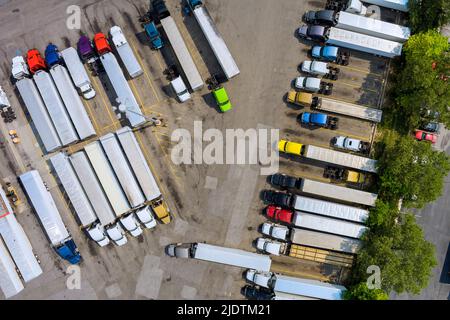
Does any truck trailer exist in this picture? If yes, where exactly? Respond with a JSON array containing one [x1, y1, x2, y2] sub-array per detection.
[[15, 78, 61, 152], [49, 64, 96, 140], [19, 170, 81, 264], [299, 178, 377, 207], [110, 26, 143, 78], [157, 11, 203, 91], [33, 70, 79, 145], [187, 0, 240, 79], [100, 52, 146, 127], [363, 0, 409, 12], [0, 188, 42, 282], [99, 133, 146, 208], [335, 11, 410, 42], [49, 153, 109, 247], [291, 228, 362, 254], [325, 27, 403, 58], [0, 238, 24, 298], [246, 271, 346, 300], [60, 47, 96, 99], [167, 242, 271, 271], [84, 141, 130, 217]]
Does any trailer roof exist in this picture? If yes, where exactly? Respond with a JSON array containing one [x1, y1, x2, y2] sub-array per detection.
[[0, 238, 24, 299], [275, 275, 346, 300], [195, 243, 271, 271]]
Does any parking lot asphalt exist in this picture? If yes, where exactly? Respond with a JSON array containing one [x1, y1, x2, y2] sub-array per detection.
[[0, 0, 389, 300]]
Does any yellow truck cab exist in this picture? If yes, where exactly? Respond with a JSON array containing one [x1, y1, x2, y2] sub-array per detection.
[[287, 90, 313, 107], [151, 198, 172, 224], [346, 170, 366, 185], [278, 139, 304, 156]]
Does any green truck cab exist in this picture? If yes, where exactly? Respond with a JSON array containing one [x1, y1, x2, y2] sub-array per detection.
[[213, 86, 232, 112]]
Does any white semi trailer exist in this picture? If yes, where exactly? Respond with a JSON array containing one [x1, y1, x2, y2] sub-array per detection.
[[110, 26, 143, 78], [0, 238, 24, 299], [187, 0, 240, 79], [335, 11, 410, 42], [33, 70, 79, 145], [291, 228, 362, 254], [49, 64, 96, 140]]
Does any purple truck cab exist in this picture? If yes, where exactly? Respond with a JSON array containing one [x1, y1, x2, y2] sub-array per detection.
[[77, 36, 95, 61]]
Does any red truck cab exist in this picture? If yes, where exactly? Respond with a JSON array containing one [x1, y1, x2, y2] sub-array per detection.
[[94, 33, 112, 55], [265, 205, 293, 224], [26, 49, 46, 74]]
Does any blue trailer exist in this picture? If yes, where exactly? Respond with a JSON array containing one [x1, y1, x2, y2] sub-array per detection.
[[299, 112, 339, 130]]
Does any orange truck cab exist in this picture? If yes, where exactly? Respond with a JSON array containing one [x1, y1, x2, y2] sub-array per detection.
[[26, 49, 46, 74], [94, 33, 112, 55]]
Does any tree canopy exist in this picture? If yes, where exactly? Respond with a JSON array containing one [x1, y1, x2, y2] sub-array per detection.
[[409, 0, 450, 32], [344, 282, 389, 300]]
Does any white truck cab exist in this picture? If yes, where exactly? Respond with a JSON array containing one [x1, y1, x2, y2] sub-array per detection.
[[295, 76, 322, 92], [346, 0, 368, 15], [333, 136, 368, 153], [86, 223, 110, 247], [170, 76, 191, 103], [135, 206, 157, 229], [106, 224, 128, 246], [120, 213, 143, 237], [12, 56, 30, 80], [261, 222, 289, 241], [301, 61, 329, 77], [0, 86, 10, 108], [256, 238, 282, 255], [246, 269, 273, 288]]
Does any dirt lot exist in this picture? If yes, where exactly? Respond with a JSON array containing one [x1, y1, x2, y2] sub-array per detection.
[[0, 0, 387, 299]]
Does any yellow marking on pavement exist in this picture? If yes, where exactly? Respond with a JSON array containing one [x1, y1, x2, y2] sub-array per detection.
[[128, 37, 161, 103], [91, 76, 119, 130], [81, 98, 101, 135]]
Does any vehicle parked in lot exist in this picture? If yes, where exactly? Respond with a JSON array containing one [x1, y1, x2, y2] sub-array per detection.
[[420, 121, 440, 133], [241, 285, 274, 300], [260, 222, 289, 241], [140, 17, 163, 49], [265, 205, 293, 224], [119, 213, 143, 237], [311, 45, 349, 65], [26, 49, 46, 74], [299, 112, 338, 129], [326, 0, 368, 15], [278, 139, 303, 156], [415, 130, 437, 144], [295, 77, 333, 95], [256, 237, 283, 255], [301, 60, 339, 80], [135, 206, 157, 229], [262, 190, 291, 207], [303, 10, 337, 26], [105, 224, 128, 246], [331, 136, 370, 154], [286, 90, 310, 107], [323, 165, 367, 187], [297, 25, 327, 42], [170, 76, 191, 102], [269, 173, 300, 189], [208, 76, 232, 112]]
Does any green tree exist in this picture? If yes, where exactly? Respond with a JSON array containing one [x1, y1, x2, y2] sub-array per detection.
[[344, 282, 389, 300], [409, 0, 450, 32], [353, 214, 436, 295], [377, 131, 450, 208]]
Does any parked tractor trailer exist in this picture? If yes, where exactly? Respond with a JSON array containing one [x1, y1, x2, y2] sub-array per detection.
[[0, 238, 24, 298]]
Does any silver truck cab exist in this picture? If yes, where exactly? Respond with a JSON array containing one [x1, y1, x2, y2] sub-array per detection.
[[135, 206, 157, 229], [256, 238, 282, 255], [86, 223, 110, 247], [120, 213, 143, 237], [170, 76, 191, 103], [106, 224, 128, 246], [166, 243, 192, 258], [261, 222, 289, 241]]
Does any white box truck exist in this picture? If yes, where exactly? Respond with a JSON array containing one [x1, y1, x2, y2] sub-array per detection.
[[0, 238, 24, 299], [291, 228, 362, 254], [246, 271, 346, 300], [60, 47, 96, 99], [292, 211, 368, 238], [110, 26, 143, 78], [0, 188, 42, 282], [49, 153, 109, 247], [326, 27, 403, 58], [33, 70, 79, 145], [50, 65, 96, 140], [363, 0, 409, 12], [187, 0, 240, 79], [335, 11, 410, 42], [167, 242, 272, 271], [100, 52, 146, 127]]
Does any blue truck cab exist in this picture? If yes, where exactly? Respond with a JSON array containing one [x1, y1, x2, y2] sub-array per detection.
[[55, 239, 82, 264], [44, 43, 62, 68], [311, 45, 349, 65], [299, 112, 339, 130], [187, 0, 203, 10], [144, 21, 163, 49]]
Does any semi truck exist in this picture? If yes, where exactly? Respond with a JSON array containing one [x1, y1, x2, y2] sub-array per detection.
[[323, 165, 367, 187], [19, 170, 81, 264], [294, 93, 383, 123], [186, 0, 240, 80], [139, 15, 164, 49], [0, 238, 24, 298], [264, 190, 369, 223], [278, 139, 378, 173], [99, 133, 146, 208], [301, 60, 339, 80], [299, 112, 339, 130], [311, 45, 349, 65], [166, 242, 271, 271], [70, 152, 128, 246], [294, 76, 333, 95], [110, 26, 143, 78], [152, 0, 204, 91], [363, 0, 409, 12], [334, 11, 410, 42], [49, 153, 109, 247], [0, 188, 43, 283], [246, 271, 346, 300], [332, 136, 370, 154], [48, 55, 96, 140], [93, 33, 146, 127], [116, 126, 172, 224], [326, 0, 368, 15], [60, 47, 96, 99], [12, 56, 62, 153]]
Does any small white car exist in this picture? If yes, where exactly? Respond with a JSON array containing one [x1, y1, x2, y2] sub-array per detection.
[[106, 224, 128, 246], [86, 223, 110, 247], [171, 76, 191, 103], [120, 213, 143, 237], [261, 222, 289, 241], [135, 206, 157, 229]]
